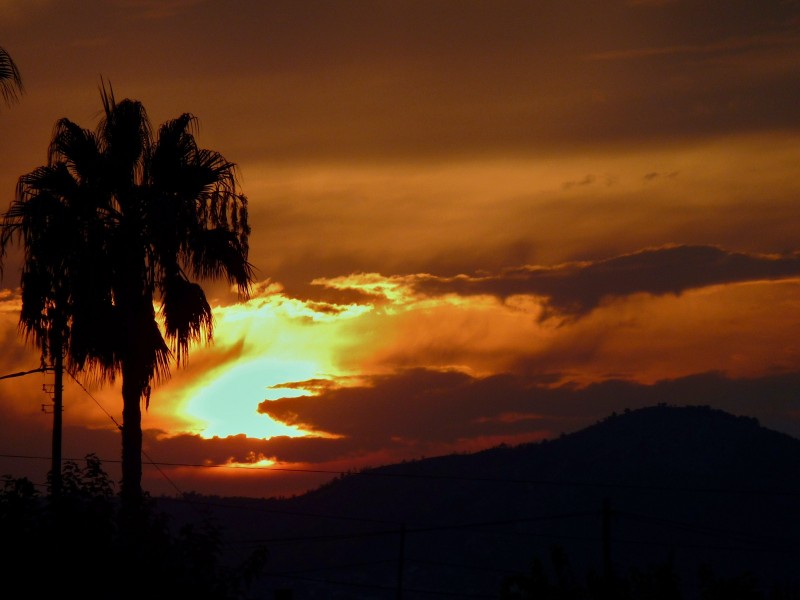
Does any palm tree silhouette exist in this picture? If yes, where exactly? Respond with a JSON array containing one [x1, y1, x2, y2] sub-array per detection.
[[0, 84, 253, 513], [0, 46, 23, 106]]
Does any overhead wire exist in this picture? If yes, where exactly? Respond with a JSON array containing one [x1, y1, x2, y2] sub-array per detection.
[[0, 366, 46, 380], [3, 366, 800, 567], [3, 449, 800, 500], [618, 510, 800, 551], [3, 367, 800, 501], [233, 510, 606, 546], [258, 570, 497, 599]]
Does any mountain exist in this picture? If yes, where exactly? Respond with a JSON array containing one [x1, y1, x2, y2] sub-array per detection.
[[154, 405, 800, 599]]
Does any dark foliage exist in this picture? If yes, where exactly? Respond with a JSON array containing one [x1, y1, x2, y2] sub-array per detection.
[[164, 406, 800, 599], [500, 544, 799, 600], [0, 455, 266, 600], [0, 85, 253, 509]]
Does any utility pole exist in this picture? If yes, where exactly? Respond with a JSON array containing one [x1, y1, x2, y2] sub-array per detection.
[[0, 365, 59, 492]]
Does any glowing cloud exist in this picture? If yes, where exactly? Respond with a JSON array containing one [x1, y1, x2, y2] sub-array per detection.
[[158, 281, 374, 440]]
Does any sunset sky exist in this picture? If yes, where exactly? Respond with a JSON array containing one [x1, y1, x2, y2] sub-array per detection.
[[1, 0, 799, 498]]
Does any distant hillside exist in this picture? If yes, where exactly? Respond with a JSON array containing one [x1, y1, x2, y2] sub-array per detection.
[[155, 405, 800, 599]]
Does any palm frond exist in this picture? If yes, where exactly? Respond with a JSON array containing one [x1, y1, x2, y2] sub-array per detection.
[[0, 46, 23, 106], [18, 265, 54, 352], [68, 299, 121, 378], [127, 313, 172, 391], [97, 86, 152, 192], [48, 119, 102, 182], [17, 164, 80, 203], [161, 274, 213, 366], [1, 88, 253, 418], [188, 228, 253, 296]]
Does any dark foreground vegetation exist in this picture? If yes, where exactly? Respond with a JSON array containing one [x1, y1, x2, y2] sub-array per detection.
[[4, 407, 800, 599], [0, 454, 266, 600], [147, 406, 800, 599], [499, 543, 799, 600]]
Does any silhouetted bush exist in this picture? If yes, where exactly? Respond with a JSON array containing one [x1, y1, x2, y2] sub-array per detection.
[[500, 544, 800, 600], [0, 455, 266, 600]]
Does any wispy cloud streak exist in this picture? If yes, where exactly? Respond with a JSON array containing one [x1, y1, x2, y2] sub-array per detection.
[[404, 245, 800, 317]]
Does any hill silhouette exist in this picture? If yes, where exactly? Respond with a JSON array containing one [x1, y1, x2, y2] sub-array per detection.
[[155, 404, 800, 598]]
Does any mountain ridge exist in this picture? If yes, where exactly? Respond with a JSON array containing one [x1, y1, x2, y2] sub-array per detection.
[[155, 404, 800, 599]]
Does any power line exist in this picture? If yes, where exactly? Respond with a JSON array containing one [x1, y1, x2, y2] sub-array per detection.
[[619, 510, 800, 550], [10, 365, 800, 503], [405, 557, 522, 576], [64, 370, 121, 430], [161, 496, 403, 526], [0, 370, 242, 532], [608, 533, 800, 555], [408, 510, 597, 536], [266, 557, 398, 577], [259, 570, 497, 599], [50, 373, 264, 556], [4, 463, 798, 560], [0, 366, 46, 380], [4, 450, 800, 501], [235, 510, 595, 545]]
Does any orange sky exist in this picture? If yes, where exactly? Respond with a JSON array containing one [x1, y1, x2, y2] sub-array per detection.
[[1, 0, 799, 498]]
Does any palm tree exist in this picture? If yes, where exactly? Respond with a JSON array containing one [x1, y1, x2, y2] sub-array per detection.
[[0, 84, 253, 513], [0, 46, 23, 106]]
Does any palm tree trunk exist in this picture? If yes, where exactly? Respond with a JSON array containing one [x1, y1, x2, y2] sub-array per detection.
[[120, 368, 143, 512], [119, 298, 149, 516]]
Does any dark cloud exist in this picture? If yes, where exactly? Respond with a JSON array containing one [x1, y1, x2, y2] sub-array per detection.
[[147, 430, 347, 467], [5, 0, 798, 169], [226, 0, 800, 161], [6, 365, 800, 497], [644, 171, 678, 181], [411, 245, 800, 317], [125, 366, 800, 496], [256, 367, 800, 460], [562, 175, 597, 190]]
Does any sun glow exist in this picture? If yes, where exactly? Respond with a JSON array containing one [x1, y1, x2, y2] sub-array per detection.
[[162, 282, 377, 440], [224, 452, 277, 469], [183, 358, 323, 439]]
